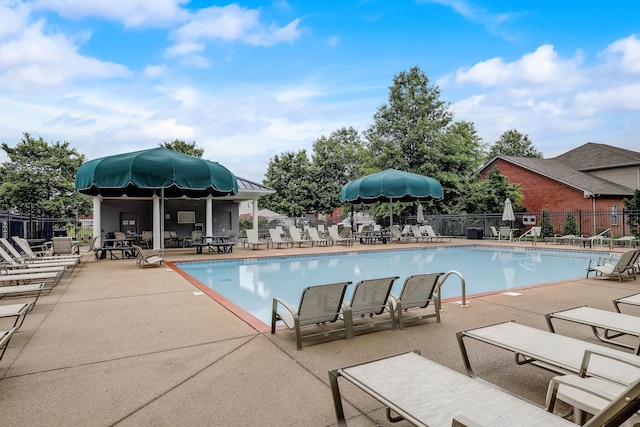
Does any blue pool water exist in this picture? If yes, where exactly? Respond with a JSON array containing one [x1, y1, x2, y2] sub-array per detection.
[[175, 246, 603, 325]]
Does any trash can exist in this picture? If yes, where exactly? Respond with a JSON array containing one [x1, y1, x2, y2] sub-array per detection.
[[466, 228, 484, 240]]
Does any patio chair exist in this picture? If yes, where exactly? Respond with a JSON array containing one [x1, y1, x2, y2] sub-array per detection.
[[307, 227, 332, 246], [327, 225, 354, 246], [518, 226, 542, 244], [545, 305, 640, 354], [0, 245, 70, 273], [140, 231, 153, 249], [0, 327, 18, 362], [245, 229, 269, 250], [268, 228, 293, 249], [489, 226, 500, 239], [329, 350, 640, 427], [410, 225, 429, 242], [343, 276, 399, 339], [0, 283, 46, 307], [388, 225, 415, 243], [52, 236, 79, 255], [11, 236, 80, 262], [0, 302, 32, 330], [498, 226, 512, 241], [391, 273, 445, 329], [456, 321, 640, 387], [271, 281, 351, 350], [133, 245, 163, 268], [585, 249, 639, 282], [0, 270, 64, 294], [287, 227, 312, 247], [182, 230, 203, 247], [422, 225, 451, 242], [546, 348, 640, 425]]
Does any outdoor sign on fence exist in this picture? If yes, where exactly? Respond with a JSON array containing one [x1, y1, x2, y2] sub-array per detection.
[[523, 215, 536, 225]]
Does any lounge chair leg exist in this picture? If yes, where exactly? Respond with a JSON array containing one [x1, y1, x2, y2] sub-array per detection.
[[386, 407, 404, 423]]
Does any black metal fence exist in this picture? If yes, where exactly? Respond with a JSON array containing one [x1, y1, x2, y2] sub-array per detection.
[[423, 209, 639, 239], [0, 212, 88, 243]]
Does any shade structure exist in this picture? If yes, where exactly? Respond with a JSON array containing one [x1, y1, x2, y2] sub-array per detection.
[[339, 169, 443, 204], [417, 204, 424, 223], [502, 198, 515, 222], [75, 147, 238, 198]]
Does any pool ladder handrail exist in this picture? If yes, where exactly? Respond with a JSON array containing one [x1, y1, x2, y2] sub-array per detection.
[[435, 270, 468, 311]]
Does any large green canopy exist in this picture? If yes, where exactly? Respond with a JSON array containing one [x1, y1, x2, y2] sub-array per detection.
[[75, 147, 238, 198], [339, 168, 443, 204]]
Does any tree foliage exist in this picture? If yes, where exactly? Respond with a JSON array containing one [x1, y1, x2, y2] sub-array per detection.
[[261, 151, 315, 218], [459, 167, 524, 214], [364, 66, 486, 216], [310, 127, 368, 214], [623, 189, 640, 237], [160, 139, 205, 157], [487, 129, 542, 159], [0, 133, 90, 217]]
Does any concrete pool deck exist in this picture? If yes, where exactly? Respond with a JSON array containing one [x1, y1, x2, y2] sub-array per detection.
[[0, 239, 638, 426]]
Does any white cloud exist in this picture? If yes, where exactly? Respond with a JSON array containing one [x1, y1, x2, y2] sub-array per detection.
[[0, 20, 130, 89], [169, 4, 301, 57], [447, 36, 640, 156], [30, 0, 189, 27], [454, 45, 585, 90], [602, 34, 640, 74]]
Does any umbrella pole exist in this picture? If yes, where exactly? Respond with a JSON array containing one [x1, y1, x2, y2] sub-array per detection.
[[389, 198, 393, 227]]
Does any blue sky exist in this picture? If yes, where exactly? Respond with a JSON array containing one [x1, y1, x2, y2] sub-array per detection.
[[1, 1, 640, 183]]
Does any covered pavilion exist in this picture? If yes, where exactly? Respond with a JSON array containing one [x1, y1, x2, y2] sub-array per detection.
[[74, 147, 274, 249]]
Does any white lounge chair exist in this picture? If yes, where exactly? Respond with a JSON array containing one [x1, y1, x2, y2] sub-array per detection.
[[422, 225, 451, 242], [329, 350, 640, 427], [518, 226, 542, 244], [410, 225, 429, 242], [388, 225, 414, 243], [11, 237, 80, 263], [614, 293, 640, 313], [0, 302, 32, 330], [244, 229, 269, 250], [498, 226, 512, 241], [457, 321, 640, 386], [545, 305, 640, 354], [327, 225, 354, 246], [0, 270, 64, 293], [586, 249, 639, 282], [271, 281, 351, 350], [0, 283, 46, 306], [307, 227, 332, 246], [268, 229, 292, 249], [489, 226, 500, 239], [343, 276, 399, 339], [0, 327, 18, 361], [133, 245, 163, 268], [391, 273, 444, 329], [0, 245, 70, 274], [287, 227, 312, 247]]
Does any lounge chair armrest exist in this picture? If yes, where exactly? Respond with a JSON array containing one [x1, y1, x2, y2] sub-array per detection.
[[271, 297, 297, 331], [545, 374, 622, 413], [580, 348, 640, 378]]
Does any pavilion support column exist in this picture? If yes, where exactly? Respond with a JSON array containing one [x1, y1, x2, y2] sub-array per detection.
[[92, 196, 102, 247], [252, 198, 259, 231], [153, 195, 161, 250], [206, 196, 213, 237]]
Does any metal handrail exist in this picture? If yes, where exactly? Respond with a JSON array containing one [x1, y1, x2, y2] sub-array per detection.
[[436, 270, 468, 311]]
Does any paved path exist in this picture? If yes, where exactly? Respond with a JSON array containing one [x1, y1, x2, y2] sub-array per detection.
[[0, 242, 637, 426]]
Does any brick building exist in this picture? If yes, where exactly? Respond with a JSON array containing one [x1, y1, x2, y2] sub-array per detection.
[[478, 143, 640, 235]]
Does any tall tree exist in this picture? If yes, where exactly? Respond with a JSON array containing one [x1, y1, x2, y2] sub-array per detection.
[[364, 66, 485, 214], [487, 129, 542, 159], [160, 139, 205, 157], [262, 151, 315, 218], [460, 167, 524, 214], [0, 133, 90, 217], [623, 189, 640, 237], [310, 127, 368, 214]]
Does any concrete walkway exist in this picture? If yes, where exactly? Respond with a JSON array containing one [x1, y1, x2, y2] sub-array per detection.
[[0, 241, 638, 426]]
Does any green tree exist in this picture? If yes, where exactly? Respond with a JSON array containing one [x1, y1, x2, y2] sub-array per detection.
[[487, 129, 542, 159], [0, 133, 90, 217], [460, 167, 523, 214], [160, 139, 204, 157], [262, 151, 315, 219], [310, 127, 368, 215], [364, 66, 486, 216], [562, 211, 578, 235], [623, 189, 640, 237]]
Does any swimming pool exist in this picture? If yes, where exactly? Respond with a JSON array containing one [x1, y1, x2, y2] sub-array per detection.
[[175, 246, 604, 326]]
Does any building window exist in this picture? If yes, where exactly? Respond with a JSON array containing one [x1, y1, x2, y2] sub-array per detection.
[[611, 205, 618, 226]]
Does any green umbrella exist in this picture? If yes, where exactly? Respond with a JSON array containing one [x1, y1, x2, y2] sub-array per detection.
[[75, 147, 238, 198], [339, 169, 443, 226]]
